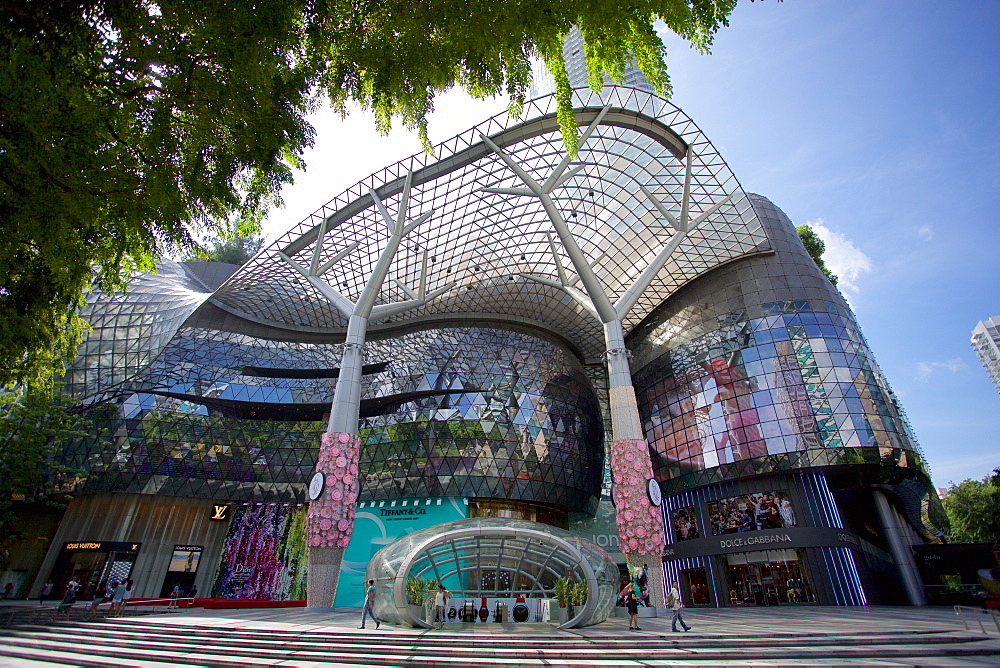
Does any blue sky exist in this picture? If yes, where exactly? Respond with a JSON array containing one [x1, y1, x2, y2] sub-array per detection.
[[262, 1, 999, 489]]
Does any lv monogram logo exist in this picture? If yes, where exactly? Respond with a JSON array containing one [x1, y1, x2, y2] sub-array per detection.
[[211, 505, 229, 521]]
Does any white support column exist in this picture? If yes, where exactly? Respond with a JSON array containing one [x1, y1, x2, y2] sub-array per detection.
[[328, 315, 368, 434], [299, 172, 444, 608], [480, 108, 676, 606]]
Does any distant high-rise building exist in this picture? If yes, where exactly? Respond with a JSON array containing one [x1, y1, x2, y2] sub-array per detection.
[[530, 26, 653, 98], [972, 316, 1000, 393]]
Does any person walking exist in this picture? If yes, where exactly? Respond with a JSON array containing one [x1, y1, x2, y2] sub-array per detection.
[[39, 580, 53, 604], [625, 588, 640, 631], [89, 580, 112, 618], [168, 583, 181, 608], [56, 582, 77, 617], [109, 579, 130, 617], [433, 585, 450, 628], [668, 581, 691, 632], [120, 579, 134, 616], [359, 579, 380, 629]]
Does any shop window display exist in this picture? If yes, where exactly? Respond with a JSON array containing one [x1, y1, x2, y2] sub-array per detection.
[[723, 549, 814, 606], [681, 567, 711, 605]]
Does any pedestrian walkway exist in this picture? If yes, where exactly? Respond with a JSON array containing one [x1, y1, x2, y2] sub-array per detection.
[[0, 604, 997, 666]]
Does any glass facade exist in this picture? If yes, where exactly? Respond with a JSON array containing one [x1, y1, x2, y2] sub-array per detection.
[[64, 261, 219, 400], [59, 325, 604, 511], [635, 301, 924, 484], [631, 195, 934, 506]]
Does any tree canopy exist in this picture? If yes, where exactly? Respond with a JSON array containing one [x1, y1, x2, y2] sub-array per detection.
[[941, 469, 1000, 544], [1, 1, 737, 389], [0, 387, 84, 539], [188, 221, 266, 266], [796, 225, 839, 286]]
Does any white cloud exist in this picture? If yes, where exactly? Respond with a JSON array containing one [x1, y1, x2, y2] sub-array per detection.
[[917, 224, 934, 241], [914, 358, 967, 382], [807, 218, 872, 293]]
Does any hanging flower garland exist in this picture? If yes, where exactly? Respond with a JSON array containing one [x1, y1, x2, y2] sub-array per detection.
[[610, 438, 666, 556], [307, 431, 361, 549]]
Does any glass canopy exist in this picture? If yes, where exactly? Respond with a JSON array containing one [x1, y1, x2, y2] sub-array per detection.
[[365, 517, 618, 629], [211, 86, 769, 362]]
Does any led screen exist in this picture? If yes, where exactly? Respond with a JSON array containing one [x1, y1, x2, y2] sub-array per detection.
[[707, 490, 796, 536], [669, 506, 701, 542]]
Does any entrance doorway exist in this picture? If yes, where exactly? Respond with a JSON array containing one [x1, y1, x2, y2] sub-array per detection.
[[723, 549, 814, 605], [679, 567, 711, 605], [49, 541, 140, 599]]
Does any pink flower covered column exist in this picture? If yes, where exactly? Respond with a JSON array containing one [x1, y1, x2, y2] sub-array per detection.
[[611, 438, 666, 559], [611, 438, 666, 554], [611, 437, 667, 607], [306, 431, 361, 606]]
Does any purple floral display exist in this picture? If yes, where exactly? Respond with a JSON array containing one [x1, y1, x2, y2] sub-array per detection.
[[212, 503, 308, 599]]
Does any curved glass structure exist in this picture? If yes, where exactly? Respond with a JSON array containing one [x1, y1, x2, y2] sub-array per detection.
[[38, 86, 942, 611], [61, 325, 603, 510], [365, 518, 618, 628], [210, 86, 767, 362], [64, 261, 222, 401], [630, 195, 934, 508], [359, 327, 603, 511]]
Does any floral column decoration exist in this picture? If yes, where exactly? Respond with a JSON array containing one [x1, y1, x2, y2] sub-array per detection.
[[611, 436, 667, 608], [307, 432, 361, 549], [610, 438, 666, 554]]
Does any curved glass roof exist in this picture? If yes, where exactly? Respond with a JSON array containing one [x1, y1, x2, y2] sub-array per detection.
[[212, 87, 770, 360], [366, 517, 618, 628]]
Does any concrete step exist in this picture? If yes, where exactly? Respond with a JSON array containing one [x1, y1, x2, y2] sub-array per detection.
[[0, 605, 173, 630], [0, 622, 997, 667], [10, 621, 989, 651]]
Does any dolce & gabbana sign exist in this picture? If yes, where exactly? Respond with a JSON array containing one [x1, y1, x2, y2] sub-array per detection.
[[663, 526, 866, 561], [718, 533, 793, 549]]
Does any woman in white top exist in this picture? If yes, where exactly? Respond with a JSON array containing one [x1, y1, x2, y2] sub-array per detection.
[[433, 586, 450, 627], [110, 580, 128, 617]]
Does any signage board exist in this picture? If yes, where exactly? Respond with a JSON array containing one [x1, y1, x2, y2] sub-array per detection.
[[63, 541, 141, 553], [334, 497, 468, 607]]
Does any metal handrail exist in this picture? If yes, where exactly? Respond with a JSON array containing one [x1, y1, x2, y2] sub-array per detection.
[[121, 597, 195, 616], [954, 605, 1000, 634]]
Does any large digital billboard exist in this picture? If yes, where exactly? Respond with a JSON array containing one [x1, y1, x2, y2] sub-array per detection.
[[707, 490, 796, 536]]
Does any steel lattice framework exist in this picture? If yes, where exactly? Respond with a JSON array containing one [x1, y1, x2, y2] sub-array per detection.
[[211, 87, 770, 360]]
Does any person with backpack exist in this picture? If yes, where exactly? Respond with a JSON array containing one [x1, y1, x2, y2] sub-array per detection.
[[667, 580, 691, 632]]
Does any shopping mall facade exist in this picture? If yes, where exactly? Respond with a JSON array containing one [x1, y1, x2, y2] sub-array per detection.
[[18, 87, 945, 613]]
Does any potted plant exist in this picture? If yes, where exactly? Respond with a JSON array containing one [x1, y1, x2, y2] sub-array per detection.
[[553, 576, 573, 623], [553, 576, 571, 608], [571, 581, 587, 608], [406, 577, 428, 623]]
